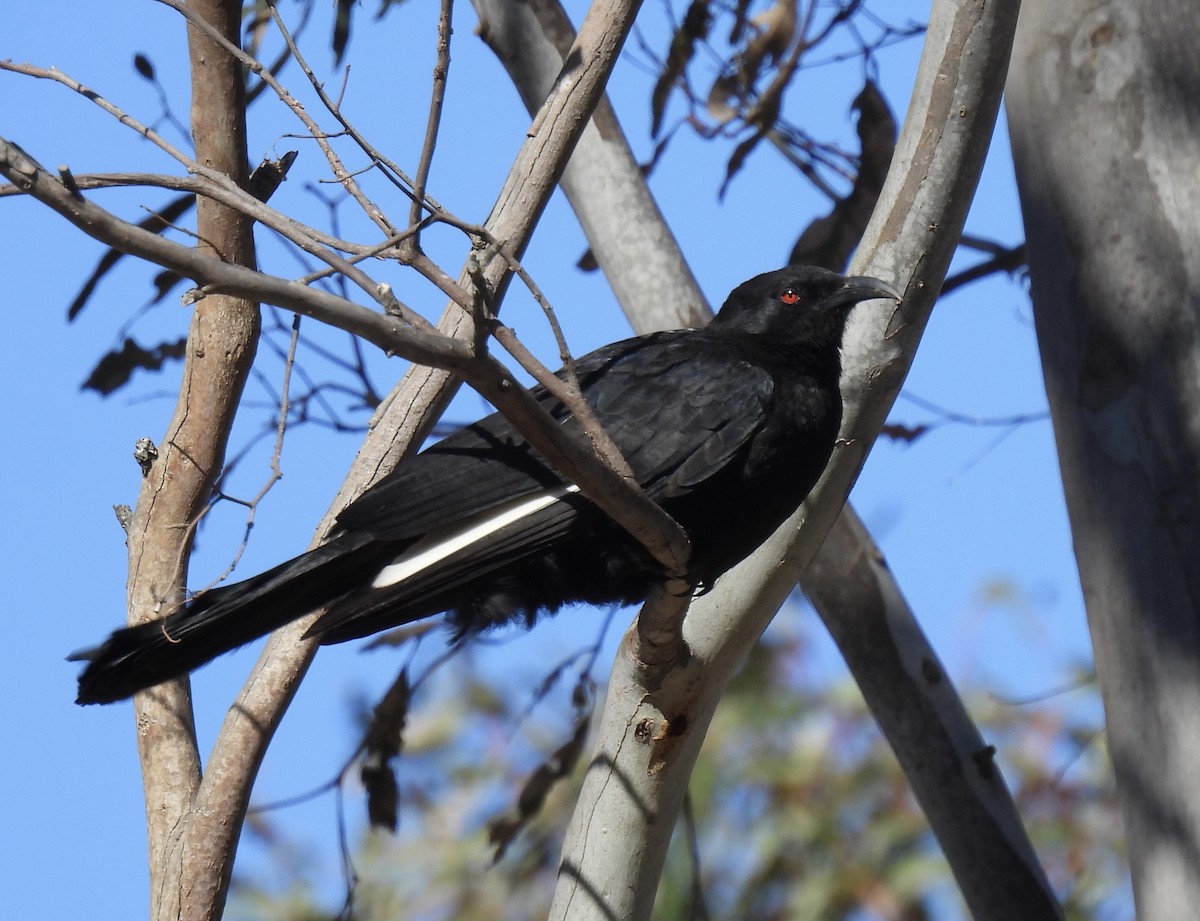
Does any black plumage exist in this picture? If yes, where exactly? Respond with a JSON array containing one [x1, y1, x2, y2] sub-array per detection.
[[72, 266, 897, 704]]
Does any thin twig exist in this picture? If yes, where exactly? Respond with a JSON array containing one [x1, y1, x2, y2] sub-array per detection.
[[898, 390, 1048, 428], [263, 0, 475, 309], [261, 0, 433, 206], [0, 60, 197, 166], [197, 313, 304, 591], [0, 124, 429, 326], [409, 0, 454, 235], [159, 0, 401, 241], [940, 242, 1027, 296]]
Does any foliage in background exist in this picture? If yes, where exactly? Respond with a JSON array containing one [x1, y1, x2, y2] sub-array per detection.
[[230, 608, 1123, 921]]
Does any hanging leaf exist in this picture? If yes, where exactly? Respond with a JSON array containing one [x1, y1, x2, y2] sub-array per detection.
[[650, 0, 711, 139], [67, 195, 195, 321], [789, 79, 897, 269], [487, 716, 590, 863], [132, 53, 156, 81], [739, 0, 796, 83], [81, 337, 188, 396], [360, 670, 411, 832], [719, 130, 765, 199], [245, 149, 299, 202], [709, 0, 796, 121], [333, 0, 355, 65], [880, 422, 930, 444], [728, 0, 754, 44], [149, 269, 184, 306], [854, 79, 897, 191]]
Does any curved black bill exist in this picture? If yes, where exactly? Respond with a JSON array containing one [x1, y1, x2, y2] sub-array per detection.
[[827, 275, 903, 310]]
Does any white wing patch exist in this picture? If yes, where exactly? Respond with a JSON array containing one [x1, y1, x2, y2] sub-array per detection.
[[370, 484, 582, 589]]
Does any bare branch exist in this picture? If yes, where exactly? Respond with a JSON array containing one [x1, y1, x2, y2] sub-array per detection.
[[0, 59, 197, 166], [0, 141, 459, 355], [160, 0, 401, 239], [806, 508, 1066, 919], [196, 315, 302, 592], [0, 92, 429, 326], [261, 0, 444, 216], [941, 241, 1026, 296], [408, 0, 454, 234], [128, 4, 260, 918], [0, 170, 426, 296], [474, 0, 709, 332]]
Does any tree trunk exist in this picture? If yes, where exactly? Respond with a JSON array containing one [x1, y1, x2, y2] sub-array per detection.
[[131, 2, 260, 918], [1007, 2, 1200, 917]]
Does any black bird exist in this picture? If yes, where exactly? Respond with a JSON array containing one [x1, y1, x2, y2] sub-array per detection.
[[72, 266, 897, 704]]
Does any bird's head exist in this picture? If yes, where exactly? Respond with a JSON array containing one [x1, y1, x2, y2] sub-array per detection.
[[710, 266, 900, 351]]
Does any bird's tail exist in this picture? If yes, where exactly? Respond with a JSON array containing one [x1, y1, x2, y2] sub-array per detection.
[[71, 531, 388, 705]]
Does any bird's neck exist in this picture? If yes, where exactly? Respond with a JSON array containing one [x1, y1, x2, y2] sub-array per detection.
[[741, 335, 844, 384]]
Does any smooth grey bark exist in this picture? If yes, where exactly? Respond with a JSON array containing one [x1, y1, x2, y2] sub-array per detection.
[[807, 513, 1064, 919], [1007, 2, 1200, 918]]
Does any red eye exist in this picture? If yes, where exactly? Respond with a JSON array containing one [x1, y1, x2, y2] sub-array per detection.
[[780, 288, 800, 305]]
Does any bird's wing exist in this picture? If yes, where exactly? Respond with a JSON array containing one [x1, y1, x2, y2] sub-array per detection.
[[336, 331, 774, 542], [580, 333, 775, 498], [333, 420, 567, 541], [309, 490, 593, 643], [330, 335, 662, 542]]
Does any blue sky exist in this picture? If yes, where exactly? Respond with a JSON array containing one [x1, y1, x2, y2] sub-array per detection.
[[1, 2, 1093, 918]]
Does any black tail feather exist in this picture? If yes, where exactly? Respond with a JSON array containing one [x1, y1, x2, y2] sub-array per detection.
[[71, 532, 388, 704]]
